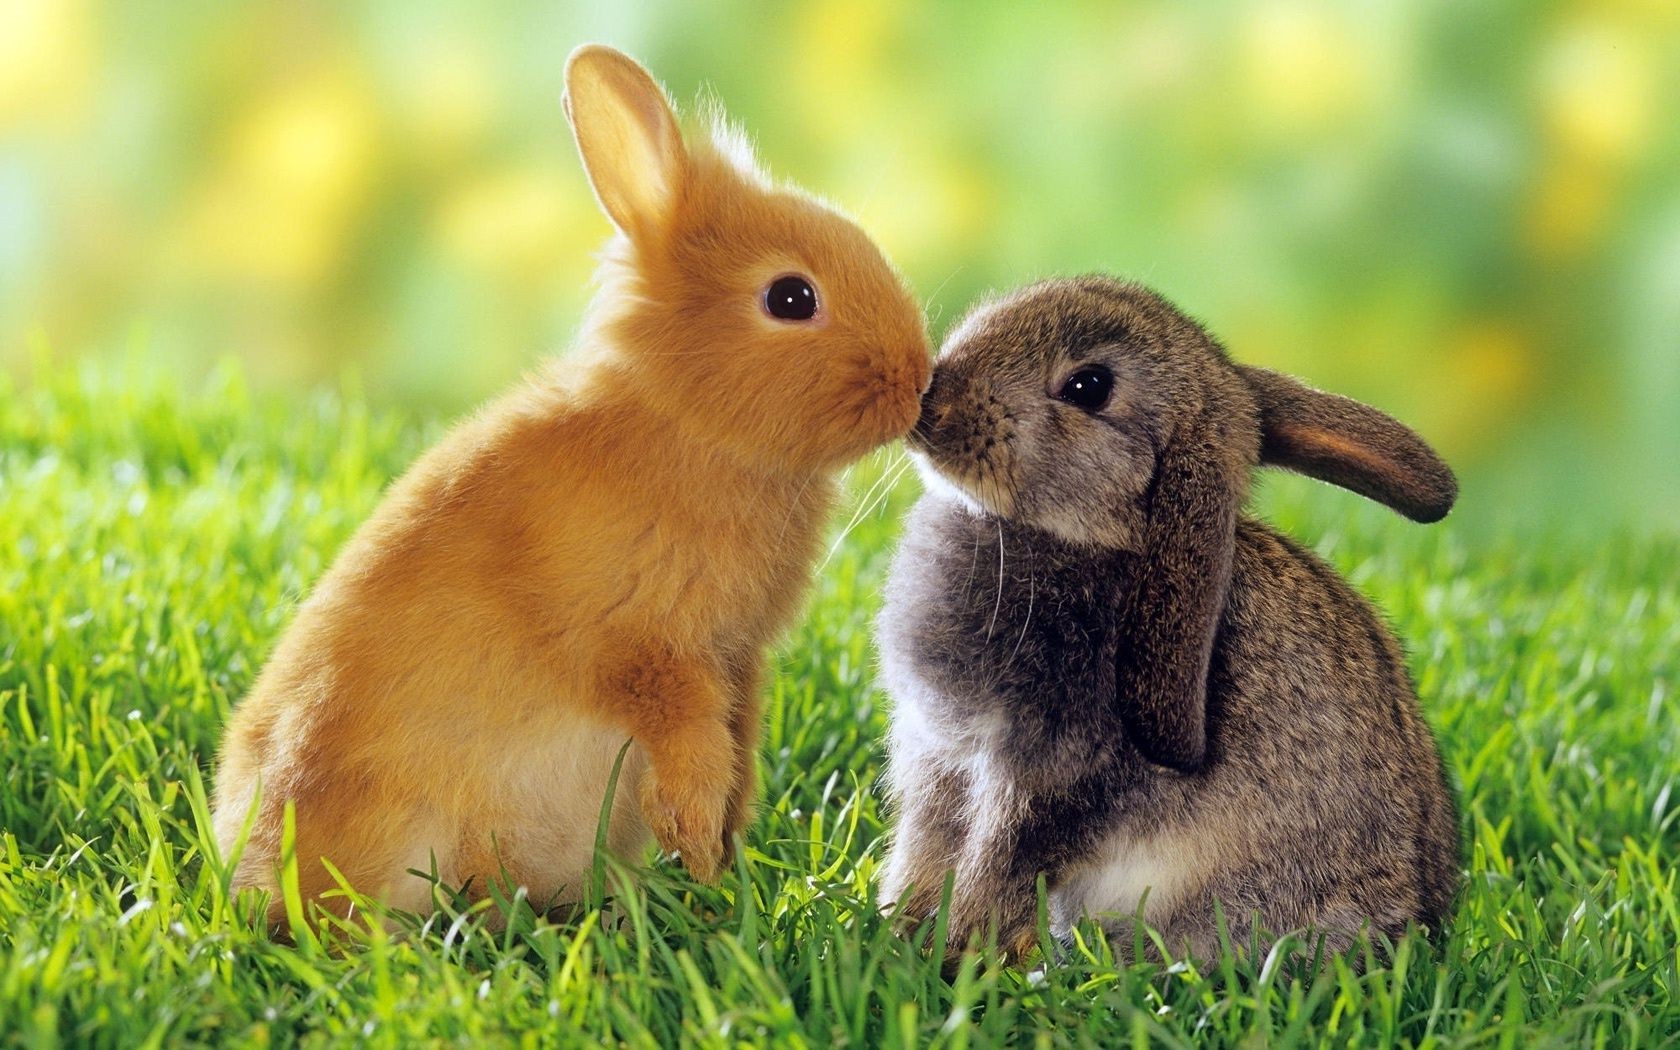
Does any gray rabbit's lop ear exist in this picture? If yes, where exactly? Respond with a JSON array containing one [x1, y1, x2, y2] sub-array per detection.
[[1112, 432, 1240, 774], [1238, 366, 1458, 523]]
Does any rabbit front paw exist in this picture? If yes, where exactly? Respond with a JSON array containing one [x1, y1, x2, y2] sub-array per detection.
[[640, 768, 727, 883]]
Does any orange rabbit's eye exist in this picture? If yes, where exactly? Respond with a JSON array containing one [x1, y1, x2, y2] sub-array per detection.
[[764, 275, 819, 322]]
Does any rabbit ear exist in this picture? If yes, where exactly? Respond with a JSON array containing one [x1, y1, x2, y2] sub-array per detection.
[[1238, 366, 1458, 523], [563, 45, 686, 241], [1112, 439, 1238, 774]]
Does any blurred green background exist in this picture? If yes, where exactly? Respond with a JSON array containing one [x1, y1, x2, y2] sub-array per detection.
[[3, 0, 1677, 529]]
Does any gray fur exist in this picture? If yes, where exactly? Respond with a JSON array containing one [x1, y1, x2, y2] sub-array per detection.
[[876, 277, 1460, 964]]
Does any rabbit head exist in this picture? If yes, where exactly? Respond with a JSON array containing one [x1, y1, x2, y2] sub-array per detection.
[[563, 45, 931, 473], [910, 276, 1457, 770]]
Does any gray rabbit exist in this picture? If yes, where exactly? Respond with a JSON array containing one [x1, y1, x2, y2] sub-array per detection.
[[875, 276, 1460, 964]]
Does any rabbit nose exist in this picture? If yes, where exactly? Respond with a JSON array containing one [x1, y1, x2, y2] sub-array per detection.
[[913, 371, 955, 439]]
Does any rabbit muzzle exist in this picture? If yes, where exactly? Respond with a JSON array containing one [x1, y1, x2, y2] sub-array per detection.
[[905, 367, 1020, 516]]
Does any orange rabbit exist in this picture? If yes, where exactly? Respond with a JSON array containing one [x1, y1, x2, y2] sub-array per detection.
[[211, 44, 930, 928]]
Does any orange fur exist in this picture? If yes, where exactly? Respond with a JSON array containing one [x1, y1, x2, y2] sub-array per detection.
[[211, 44, 930, 929]]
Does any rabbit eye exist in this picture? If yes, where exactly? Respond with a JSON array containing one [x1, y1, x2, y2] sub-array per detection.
[[1057, 365, 1113, 412], [763, 275, 818, 321]]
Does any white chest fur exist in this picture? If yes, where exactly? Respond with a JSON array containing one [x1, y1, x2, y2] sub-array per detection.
[[881, 636, 1202, 939]]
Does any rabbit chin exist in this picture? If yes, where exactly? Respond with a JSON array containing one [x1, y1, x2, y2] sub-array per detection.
[[909, 449, 1014, 518], [908, 449, 1142, 551]]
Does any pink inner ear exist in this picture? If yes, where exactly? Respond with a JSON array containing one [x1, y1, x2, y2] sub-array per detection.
[[1269, 421, 1444, 520], [628, 88, 673, 147], [596, 63, 675, 155]]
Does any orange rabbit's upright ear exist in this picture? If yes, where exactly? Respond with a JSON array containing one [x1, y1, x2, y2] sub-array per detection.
[[563, 44, 686, 241]]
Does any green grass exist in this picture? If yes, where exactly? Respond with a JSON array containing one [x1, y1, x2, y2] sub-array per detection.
[[1, 358, 1676, 1048]]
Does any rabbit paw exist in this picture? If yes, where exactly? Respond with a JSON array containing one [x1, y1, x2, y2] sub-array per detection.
[[640, 770, 726, 883]]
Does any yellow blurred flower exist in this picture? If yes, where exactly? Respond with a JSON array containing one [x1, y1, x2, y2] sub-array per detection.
[[397, 43, 499, 170], [852, 141, 991, 281], [1528, 158, 1615, 259], [1237, 1, 1375, 138], [790, 0, 895, 141], [1537, 17, 1656, 169], [434, 164, 596, 291], [179, 60, 380, 289], [0, 0, 93, 132], [1526, 15, 1659, 259], [1447, 319, 1533, 430]]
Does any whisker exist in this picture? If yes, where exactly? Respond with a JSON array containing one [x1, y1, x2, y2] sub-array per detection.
[[923, 266, 964, 324], [773, 472, 818, 548], [839, 451, 904, 531], [820, 453, 912, 567], [985, 519, 1006, 641], [963, 521, 982, 597], [821, 463, 908, 567], [1008, 554, 1035, 666], [857, 455, 911, 523]]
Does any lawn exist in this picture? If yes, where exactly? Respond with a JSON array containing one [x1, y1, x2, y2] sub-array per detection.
[[1, 359, 1675, 1047]]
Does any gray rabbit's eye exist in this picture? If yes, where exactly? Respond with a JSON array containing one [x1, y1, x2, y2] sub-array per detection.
[[1056, 365, 1113, 412]]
